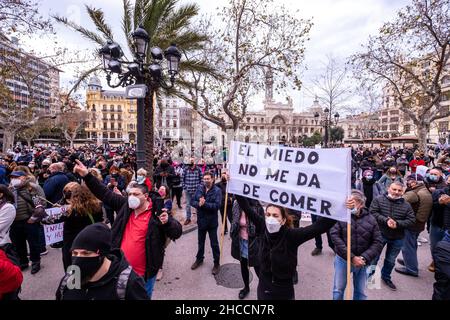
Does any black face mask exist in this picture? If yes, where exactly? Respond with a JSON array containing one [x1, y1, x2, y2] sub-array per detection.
[[71, 256, 104, 283]]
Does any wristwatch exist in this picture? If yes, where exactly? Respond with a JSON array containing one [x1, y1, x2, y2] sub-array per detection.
[[360, 256, 367, 264]]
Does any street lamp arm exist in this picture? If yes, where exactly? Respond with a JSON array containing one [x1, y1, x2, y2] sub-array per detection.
[[105, 71, 136, 88]]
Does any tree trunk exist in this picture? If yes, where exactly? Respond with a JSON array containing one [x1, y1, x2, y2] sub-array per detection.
[[144, 89, 155, 179], [2, 130, 16, 153], [417, 124, 429, 152]]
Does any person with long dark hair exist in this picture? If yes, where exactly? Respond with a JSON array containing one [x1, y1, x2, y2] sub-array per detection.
[[230, 198, 264, 299], [44, 182, 104, 271], [235, 195, 336, 300]]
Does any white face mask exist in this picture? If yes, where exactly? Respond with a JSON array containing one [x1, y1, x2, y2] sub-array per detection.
[[137, 175, 145, 184], [128, 195, 141, 209], [265, 216, 282, 234], [11, 178, 23, 188]]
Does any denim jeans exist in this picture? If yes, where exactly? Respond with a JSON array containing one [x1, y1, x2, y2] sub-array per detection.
[[184, 191, 193, 220], [145, 276, 157, 299], [401, 230, 419, 275], [372, 236, 403, 281], [333, 255, 368, 300], [429, 223, 445, 256]]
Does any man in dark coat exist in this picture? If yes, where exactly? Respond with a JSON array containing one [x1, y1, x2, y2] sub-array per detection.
[[43, 163, 69, 206], [190, 172, 222, 275], [73, 160, 182, 299], [56, 223, 149, 300], [331, 189, 383, 300], [433, 230, 450, 300], [153, 158, 175, 191], [369, 180, 415, 291]]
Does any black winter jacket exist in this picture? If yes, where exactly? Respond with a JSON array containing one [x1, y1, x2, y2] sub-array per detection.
[[83, 173, 182, 279], [369, 194, 415, 240], [236, 195, 336, 285], [432, 188, 450, 231], [56, 249, 149, 300], [432, 237, 450, 300], [330, 208, 383, 263], [230, 200, 264, 266]]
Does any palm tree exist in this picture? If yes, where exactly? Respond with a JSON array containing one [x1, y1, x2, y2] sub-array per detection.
[[54, 0, 213, 176]]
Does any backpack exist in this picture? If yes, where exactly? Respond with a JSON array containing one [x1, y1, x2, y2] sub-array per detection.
[[58, 265, 132, 300]]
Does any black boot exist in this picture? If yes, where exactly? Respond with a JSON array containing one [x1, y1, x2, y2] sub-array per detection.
[[239, 287, 250, 299], [31, 262, 41, 275]]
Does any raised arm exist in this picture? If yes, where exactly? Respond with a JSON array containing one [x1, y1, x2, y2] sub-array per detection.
[[289, 215, 336, 247], [235, 195, 265, 232], [73, 160, 126, 211]]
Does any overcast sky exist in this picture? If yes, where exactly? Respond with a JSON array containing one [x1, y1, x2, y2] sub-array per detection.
[[24, 0, 411, 111]]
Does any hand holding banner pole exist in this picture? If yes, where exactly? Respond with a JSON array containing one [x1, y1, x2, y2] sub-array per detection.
[[219, 192, 229, 265], [346, 220, 352, 300]]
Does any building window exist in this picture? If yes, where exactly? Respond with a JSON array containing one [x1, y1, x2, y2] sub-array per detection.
[[166, 120, 170, 127], [118, 123, 122, 129], [403, 125, 411, 134], [390, 124, 398, 131], [93, 123, 96, 129], [173, 120, 177, 128], [103, 105, 107, 111], [110, 133, 115, 139], [390, 117, 399, 123], [103, 122, 107, 130], [439, 121, 449, 131], [110, 105, 114, 111], [117, 105, 122, 112], [382, 125, 388, 131], [110, 114, 115, 120]]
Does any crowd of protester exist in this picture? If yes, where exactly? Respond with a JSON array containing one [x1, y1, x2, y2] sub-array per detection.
[[0, 143, 449, 300]]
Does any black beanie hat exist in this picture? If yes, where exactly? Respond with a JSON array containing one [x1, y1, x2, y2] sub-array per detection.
[[71, 223, 111, 255]]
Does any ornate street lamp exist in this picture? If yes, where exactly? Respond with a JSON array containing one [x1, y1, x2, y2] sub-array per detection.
[[314, 107, 339, 148], [98, 25, 181, 172]]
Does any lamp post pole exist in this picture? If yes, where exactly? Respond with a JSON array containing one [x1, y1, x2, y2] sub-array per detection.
[[98, 25, 181, 174]]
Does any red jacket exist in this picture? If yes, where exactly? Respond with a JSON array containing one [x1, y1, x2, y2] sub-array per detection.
[[409, 159, 425, 173], [144, 177, 152, 192], [0, 250, 23, 300]]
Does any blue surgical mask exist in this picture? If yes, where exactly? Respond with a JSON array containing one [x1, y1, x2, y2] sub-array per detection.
[[429, 175, 439, 182], [350, 208, 359, 215], [365, 176, 373, 180]]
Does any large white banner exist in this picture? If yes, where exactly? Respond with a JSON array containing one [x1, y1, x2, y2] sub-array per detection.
[[227, 141, 351, 222]]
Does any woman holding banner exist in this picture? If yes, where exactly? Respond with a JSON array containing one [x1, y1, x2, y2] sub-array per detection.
[[230, 198, 264, 299], [235, 195, 336, 300], [45, 182, 104, 271]]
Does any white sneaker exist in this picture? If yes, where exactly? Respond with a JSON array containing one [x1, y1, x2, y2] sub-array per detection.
[[417, 241, 422, 246], [418, 237, 428, 243]]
